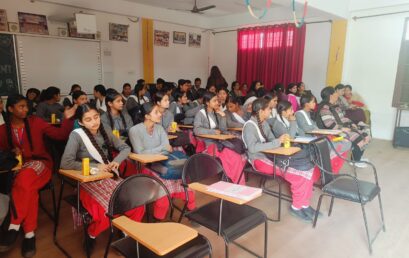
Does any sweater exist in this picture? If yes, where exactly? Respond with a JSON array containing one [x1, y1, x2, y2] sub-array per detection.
[[129, 123, 169, 154]]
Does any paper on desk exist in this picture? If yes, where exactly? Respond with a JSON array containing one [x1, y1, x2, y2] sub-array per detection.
[[207, 181, 262, 201]]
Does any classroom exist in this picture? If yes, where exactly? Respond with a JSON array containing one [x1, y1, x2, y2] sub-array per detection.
[[0, 0, 409, 257]]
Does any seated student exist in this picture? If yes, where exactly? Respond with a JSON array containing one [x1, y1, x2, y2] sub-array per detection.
[[169, 91, 189, 124], [286, 83, 300, 112], [155, 91, 173, 132], [0, 98, 4, 126], [100, 90, 133, 138], [126, 81, 149, 115], [296, 81, 311, 97], [193, 92, 246, 184], [147, 78, 165, 99], [129, 103, 195, 219], [246, 80, 263, 99], [217, 87, 229, 112], [190, 77, 201, 100], [36, 86, 64, 122], [230, 81, 243, 99], [344, 84, 371, 124], [242, 98, 317, 222], [263, 92, 278, 129], [121, 83, 132, 101], [183, 88, 206, 125], [206, 84, 217, 94], [272, 100, 298, 139], [317, 87, 371, 165], [0, 94, 75, 257], [26, 88, 41, 115], [72, 91, 89, 129], [93, 84, 107, 112], [226, 96, 249, 128], [63, 84, 81, 109], [335, 84, 367, 124], [274, 82, 287, 101]]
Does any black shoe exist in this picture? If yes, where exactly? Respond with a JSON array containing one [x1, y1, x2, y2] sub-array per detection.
[[0, 229, 19, 252], [289, 207, 312, 222], [21, 237, 36, 258], [302, 206, 323, 220], [83, 235, 96, 255]]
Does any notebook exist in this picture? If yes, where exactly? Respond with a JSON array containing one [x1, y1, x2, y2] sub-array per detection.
[[293, 136, 317, 144], [207, 181, 262, 201]]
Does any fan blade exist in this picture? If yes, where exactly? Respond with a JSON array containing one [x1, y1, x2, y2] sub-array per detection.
[[195, 5, 216, 12]]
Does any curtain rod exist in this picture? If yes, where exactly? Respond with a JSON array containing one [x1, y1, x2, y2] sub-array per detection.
[[352, 10, 409, 20], [212, 20, 332, 35]]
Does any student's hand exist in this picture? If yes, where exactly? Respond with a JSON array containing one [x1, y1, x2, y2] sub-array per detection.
[[215, 109, 225, 117], [288, 114, 296, 121], [166, 145, 173, 152], [214, 129, 221, 135], [278, 134, 290, 144], [108, 162, 120, 171], [64, 104, 77, 120], [341, 127, 351, 133], [97, 164, 111, 173]]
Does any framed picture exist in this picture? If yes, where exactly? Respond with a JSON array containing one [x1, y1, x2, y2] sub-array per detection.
[[0, 9, 8, 31], [173, 31, 186, 44], [68, 20, 95, 39], [8, 22, 19, 33], [109, 23, 129, 42], [189, 33, 201, 48], [154, 30, 169, 47], [18, 12, 49, 35], [58, 27, 68, 37]]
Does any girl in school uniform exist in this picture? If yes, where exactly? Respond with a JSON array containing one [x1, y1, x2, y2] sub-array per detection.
[[100, 90, 133, 138], [72, 90, 89, 130], [286, 83, 300, 112], [60, 103, 142, 253], [93, 84, 107, 112], [126, 82, 150, 112], [263, 93, 278, 130], [193, 92, 247, 184], [217, 87, 229, 112], [36, 86, 64, 122], [0, 94, 75, 257], [317, 87, 371, 165], [226, 96, 249, 128], [63, 84, 81, 109], [128, 103, 195, 220], [169, 91, 189, 124], [242, 98, 317, 222], [182, 88, 205, 125], [272, 100, 298, 139]]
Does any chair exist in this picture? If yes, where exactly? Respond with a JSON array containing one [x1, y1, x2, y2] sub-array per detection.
[[104, 174, 212, 258], [179, 153, 268, 258], [310, 137, 385, 254]]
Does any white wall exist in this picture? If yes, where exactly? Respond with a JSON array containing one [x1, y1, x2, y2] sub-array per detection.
[[211, 31, 237, 88]]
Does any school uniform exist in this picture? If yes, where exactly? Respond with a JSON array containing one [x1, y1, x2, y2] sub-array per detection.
[[100, 110, 133, 137], [35, 102, 64, 122], [272, 115, 298, 138], [60, 128, 142, 237], [183, 101, 202, 125], [96, 97, 107, 112], [160, 110, 174, 132], [242, 117, 315, 209], [226, 108, 249, 128], [126, 95, 149, 112]]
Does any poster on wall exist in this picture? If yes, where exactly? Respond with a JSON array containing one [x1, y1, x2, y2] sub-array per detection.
[[0, 34, 19, 96], [18, 12, 49, 35], [68, 20, 95, 39], [0, 9, 8, 31], [154, 30, 169, 47], [173, 31, 186, 44], [109, 23, 129, 42], [189, 33, 201, 48]]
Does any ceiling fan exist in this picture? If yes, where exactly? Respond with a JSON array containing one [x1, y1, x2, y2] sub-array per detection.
[[169, 0, 216, 14]]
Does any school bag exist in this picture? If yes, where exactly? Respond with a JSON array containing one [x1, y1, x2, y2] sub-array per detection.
[[150, 151, 188, 180]]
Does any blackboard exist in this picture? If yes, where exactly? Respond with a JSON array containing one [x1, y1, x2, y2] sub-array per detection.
[[0, 34, 19, 96]]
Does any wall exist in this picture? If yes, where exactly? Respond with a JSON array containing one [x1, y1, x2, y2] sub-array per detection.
[[211, 31, 237, 88]]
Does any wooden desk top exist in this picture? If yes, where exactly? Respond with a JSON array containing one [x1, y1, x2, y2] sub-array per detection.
[[112, 216, 198, 256], [59, 169, 113, 183], [197, 134, 236, 140], [262, 146, 301, 156], [228, 127, 243, 132], [168, 135, 178, 140], [188, 182, 262, 205], [128, 153, 168, 164], [178, 124, 193, 129], [308, 129, 342, 135]]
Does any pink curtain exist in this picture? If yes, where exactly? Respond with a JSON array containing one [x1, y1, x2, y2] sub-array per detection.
[[236, 23, 306, 91]]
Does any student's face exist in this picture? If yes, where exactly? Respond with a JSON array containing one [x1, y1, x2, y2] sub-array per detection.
[[74, 95, 88, 106], [179, 94, 188, 104], [181, 83, 189, 92], [330, 92, 339, 104], [158, 94, 170, 109], [298, 83, 305, 92], [94, 90, 101, 98], [195, 80, 201, 88], [123, 86, 132, 97], [344, 87, 352, 97], [156, 83, 163, 90], [27, 92, 37, 101], [139, 87, 147, 96], [208, 96, 219, 110], [187, 82, 192, 90], [208, 86, 216, 94], [109, 96, 124, 111], [8, 100, 29, 119], [242, 84, 248, 90], [269, 97, 278, 109], [146, 105, 162, 123], [80, 109, 100, 132], [289, 86, 297, 94], [227, 102, 239, 113], [305, 99, 316, 110], [337, 88, 345, 96], [282, 107, 294, 118], [217, 90, 228, 103], [259, 106, 272, 121], [233, 83, 240, 90], [54, 94, 61, 102]]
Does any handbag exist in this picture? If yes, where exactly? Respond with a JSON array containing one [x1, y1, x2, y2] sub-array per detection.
[[217, 138, 246, 154], [150, 151, 188, 180], [272, 148, 314, 171]]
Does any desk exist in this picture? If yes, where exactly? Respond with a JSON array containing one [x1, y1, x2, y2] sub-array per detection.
[[112, 216, 198, 256], [228, 127, 243, 132], [262, 147, 301, 156], [189, 182, 261, 205], [178, 124, 193, 129], [168, 135, 178, 140], [307, 129, 342, 135], [128, 153, 168, 171], [197, 134, 236, 140]]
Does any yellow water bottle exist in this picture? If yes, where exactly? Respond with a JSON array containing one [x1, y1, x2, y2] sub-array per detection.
[[112, 129, 120, 138], [16, 154, 23, 166], [82, 158, 90, 176], [284, 136, 291, 148], [51, 113, 56, 124], [171, 122, 177, 133]]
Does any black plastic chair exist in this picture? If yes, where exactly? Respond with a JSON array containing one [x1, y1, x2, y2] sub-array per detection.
[[104, 174, 212, 258], [310, 137, 386, 254], [179, 153, 268, 258]]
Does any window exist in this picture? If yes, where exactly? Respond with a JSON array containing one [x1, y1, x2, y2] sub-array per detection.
[[239, 28, 294, 50]]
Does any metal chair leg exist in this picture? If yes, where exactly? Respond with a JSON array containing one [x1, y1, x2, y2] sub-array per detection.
[[328, 196, 335, 216], [264, 220, 268, 258], [313, 194, 325, 228], [277, 181, 282, 221], [225, 242, 229, 258], [103, 224, 114, 258], [377, 194, 386, 231], [360, 203, 373, 254]]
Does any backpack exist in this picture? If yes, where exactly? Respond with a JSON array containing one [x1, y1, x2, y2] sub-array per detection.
[[150, 151, 188, 180]]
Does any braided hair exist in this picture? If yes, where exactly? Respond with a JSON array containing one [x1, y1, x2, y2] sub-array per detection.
[[203, 91, 219, 129], [105, 89, 127, 131], [251, 98, 269, 141], [134, 81, 146, 105], [277, 100, 292, 129], [76, 104, 114, 164], [5, 94, 33, 151]]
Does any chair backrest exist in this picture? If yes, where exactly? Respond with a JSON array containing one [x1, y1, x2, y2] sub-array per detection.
[[107, 174, 171, 217], [310, 137, 334, 185], [182, 153, 225, 184]]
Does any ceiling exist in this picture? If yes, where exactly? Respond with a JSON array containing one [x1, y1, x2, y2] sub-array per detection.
[[123, 0, 288, 17]]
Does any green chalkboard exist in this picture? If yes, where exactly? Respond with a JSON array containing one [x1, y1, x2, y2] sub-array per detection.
[[0, 34, 19, 96]]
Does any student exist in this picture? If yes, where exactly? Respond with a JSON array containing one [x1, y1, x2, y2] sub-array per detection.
[[169, 91, 189, 124], [121, 83, 132, 101], [63, 84, 81, 108], [60, 103, 141, 253], [126, 82, 149, 113], [193, 92, 246, 184], [128, 103, 195, 219], [317, 87, 371, 165], [242, 98, 317, 222], [148, 78, 165, 98], [36, 86, 64, 122], [190, 77, 201, 100], [263, 93, 278, 130], [100, 90, 133, 138], [154, 91, 173, 132], [336, 84, 367, 124], [26, 88, 41, 115], [230, 81, 244, 105], [206, 65, 228, 90], [296, 82, 311, 97], [226, 96, 249, 128], [241, 82, 248, 96], [273, 100, 298, 138], [217, 87, 229, 112], [176, 79, 193, 101], [0, 98, 4, 126], [286, 83, 300, 112], [274, 83, 287, 101], [247, 80, 263, 98], [93, 84, 107, 112], [183, 88, 206, 125], [0, 94, 74, 257], [72, 91, 89, 129], [206, 84, 217, 94]]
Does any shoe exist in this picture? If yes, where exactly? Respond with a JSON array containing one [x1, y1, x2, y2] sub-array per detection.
[[83, 235, 96, 255], [349, 161, 368, 168], [289, 207, 312, 222], [0, 229, 19, 252], [302, 206, 323, 220], [21, 237, 36, 258], [360, 158, 370, 163]]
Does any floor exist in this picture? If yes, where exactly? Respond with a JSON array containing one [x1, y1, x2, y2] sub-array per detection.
[[1, 139, 409, 258]]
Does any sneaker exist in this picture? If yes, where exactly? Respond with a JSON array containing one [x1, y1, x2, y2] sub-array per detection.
[[83, 235, 96, 255], [360, 158, 370, 163], [302, 206, 323, 220], [21, 237, 36, 258], [0, 229, 19, 252], [289, 207, 312, 222], [354, 162, 368, 168]]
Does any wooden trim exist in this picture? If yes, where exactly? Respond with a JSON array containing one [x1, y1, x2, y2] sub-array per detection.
[[142, 18, 154, 83]]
